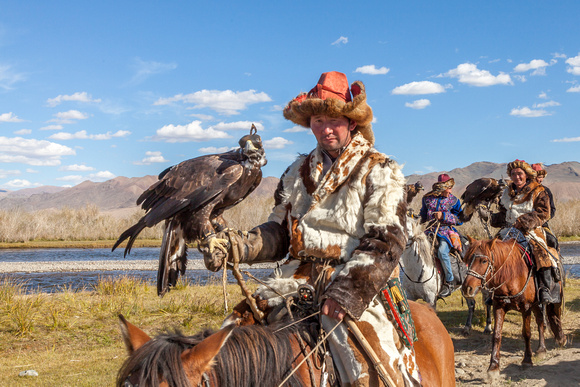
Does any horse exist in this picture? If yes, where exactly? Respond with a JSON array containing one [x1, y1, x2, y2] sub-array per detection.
[[117, 300, 456, 387], [401, 217, 492, 335], [461, 236, 566, 381]]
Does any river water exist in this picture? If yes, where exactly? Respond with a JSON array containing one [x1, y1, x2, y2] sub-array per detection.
[[1, 243, 579, 294]]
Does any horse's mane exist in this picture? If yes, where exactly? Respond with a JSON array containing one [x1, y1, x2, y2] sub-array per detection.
[[117, 319, 315, 387], [407, 219, 434, 268]]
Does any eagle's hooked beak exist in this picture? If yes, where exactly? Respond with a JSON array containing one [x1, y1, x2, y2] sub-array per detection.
[[244, 140, 257, 152]]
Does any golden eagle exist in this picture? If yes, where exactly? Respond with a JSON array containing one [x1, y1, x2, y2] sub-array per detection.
[[460, 177, 506, 221], [112, 125, 266, 296]]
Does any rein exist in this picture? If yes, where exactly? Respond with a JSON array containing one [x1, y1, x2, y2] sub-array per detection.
[[465, 243, 533, 301]]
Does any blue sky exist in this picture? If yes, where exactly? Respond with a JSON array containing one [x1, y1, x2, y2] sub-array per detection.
[[1, 1, 579, 190]]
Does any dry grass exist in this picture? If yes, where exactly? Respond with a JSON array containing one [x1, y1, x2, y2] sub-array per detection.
[[1, 276, 578, 386], [0, 276, 249, 386]]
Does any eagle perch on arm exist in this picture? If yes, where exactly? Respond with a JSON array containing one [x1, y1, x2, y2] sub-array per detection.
[[112, 124, 267, 296]]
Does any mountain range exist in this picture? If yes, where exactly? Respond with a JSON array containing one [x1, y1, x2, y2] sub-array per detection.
[[1, 161, 578, 214]]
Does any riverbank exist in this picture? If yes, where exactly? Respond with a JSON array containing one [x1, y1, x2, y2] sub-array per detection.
[[0, 239, 162, 250]]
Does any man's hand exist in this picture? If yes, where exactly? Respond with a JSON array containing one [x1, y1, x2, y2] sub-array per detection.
[[321, 298, 346, 321], [433, 211, 443, 220]]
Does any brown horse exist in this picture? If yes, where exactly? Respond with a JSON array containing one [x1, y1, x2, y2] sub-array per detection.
[[461, 237, 566, 381], [118, 301, 455, 387]]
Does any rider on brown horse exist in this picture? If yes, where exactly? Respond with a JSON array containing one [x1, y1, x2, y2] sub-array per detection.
[[202, 71, 422, 386], [490, 159, 561, 305]]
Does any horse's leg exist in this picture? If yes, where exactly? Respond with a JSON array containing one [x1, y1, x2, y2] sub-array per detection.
[[462, 296, 476, 336], [521, 309, 533, 367], [487, 306, 505, 380], [532, 305, 546, 355], [483, 290, 492, 334], [546, 299, 567, 347]]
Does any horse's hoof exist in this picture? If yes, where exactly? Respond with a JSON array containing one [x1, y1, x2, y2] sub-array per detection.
[[521, 358, 533, 368], [487, 368, 500, 382], [557, 335, 568, 348], [461, 327, 471, 337], [483, 326, 493, 335]]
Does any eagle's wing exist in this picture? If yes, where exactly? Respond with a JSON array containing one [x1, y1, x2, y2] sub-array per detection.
[[112, 153, 243, 256], [461, 178, 498, 220]]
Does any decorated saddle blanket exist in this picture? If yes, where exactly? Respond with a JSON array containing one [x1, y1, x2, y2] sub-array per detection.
[[380, 277, 417, 349]]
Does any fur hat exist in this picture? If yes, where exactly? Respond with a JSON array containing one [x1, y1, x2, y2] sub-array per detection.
[[507, 159, 536, 179], [532, 163, 547, 178], [283, 71, 374, 144], [431, 173, 455, 192]]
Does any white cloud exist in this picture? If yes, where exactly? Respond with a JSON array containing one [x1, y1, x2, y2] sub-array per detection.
[[60, 164, 95, 171], [354, 65, 390, 75], [513, 59, 550, 75], [331, 36, 348, 46], [513, 75, 527, 82], [553, 53, 567, 59], [538, 92, 548, 99], [154, 89, 272, 116], [0, 112, 24, 123], [14, 129, 31, 135], [533, 100, 560, 108], [0, 136, 75, 166], [0, 64, 26, 90], [49, 130, 131, 140], [46, 92, 102, 107], [567, 84, 580, 93], [565, 53, 580, 75], [40, 124, 63, 131], [510, 107, 551, 117], [129, 58, 177, 85], [392, 81, 446, 95], [3, 179, 41, 189], [152, 120, 231, 142], [283, 126, 309, 133], [0, 169, 20, 179], [46, 130, 125, 141], [212, 121, 264, 132], [26, 168, 39, 173], [263, 137, 293, 149], [88, 171, 116, 181], [552, 136, 580, 143], [133, 151, 169, 165], [198, 146, 232, 154], [405, 99, 431, 109], [442, 63, 513, 86], [189, 113, 215, 121], [48, 110, 89, 124], [56, 175, 83, 182]]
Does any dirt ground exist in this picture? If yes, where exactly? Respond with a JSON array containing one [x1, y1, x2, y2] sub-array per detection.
[[449, 320, 580, 386]]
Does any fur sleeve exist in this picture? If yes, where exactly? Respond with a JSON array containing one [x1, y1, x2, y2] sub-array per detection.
[[514, 189, 551, 233], [322, 158, 407, 319]]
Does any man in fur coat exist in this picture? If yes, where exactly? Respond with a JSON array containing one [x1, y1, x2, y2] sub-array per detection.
[[490, 159, 560, 304], [202, 71, 421, 386]]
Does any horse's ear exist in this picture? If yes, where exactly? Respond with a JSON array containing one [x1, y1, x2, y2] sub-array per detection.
[[181, 324, 235, 372], [490, 236, 499, 250], [467, 235, 476, 245], [118, 314, 151, 354]]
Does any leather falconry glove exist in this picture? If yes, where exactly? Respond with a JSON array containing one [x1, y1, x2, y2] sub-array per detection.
[[201, 221, 290, 272]]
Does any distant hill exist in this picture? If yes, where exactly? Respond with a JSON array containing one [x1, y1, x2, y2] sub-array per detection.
[[0, 161, 578, 213]]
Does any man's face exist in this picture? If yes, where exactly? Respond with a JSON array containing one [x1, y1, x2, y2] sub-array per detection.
[[510, 168, 527, 189], [441, 187, 453, 197], [536, 176, 544, 184], [310, 115, 356, 158]]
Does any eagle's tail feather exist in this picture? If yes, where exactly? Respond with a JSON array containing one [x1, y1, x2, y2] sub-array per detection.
[[111, 221, 147, 257], [157, 220, 187, 297]]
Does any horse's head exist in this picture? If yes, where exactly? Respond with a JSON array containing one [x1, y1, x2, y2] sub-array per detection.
[[117, 314, 234, 387], [461, 236, 498, 299]]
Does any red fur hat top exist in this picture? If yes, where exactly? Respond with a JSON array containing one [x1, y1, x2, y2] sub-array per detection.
[[283, 71, 374, 144]]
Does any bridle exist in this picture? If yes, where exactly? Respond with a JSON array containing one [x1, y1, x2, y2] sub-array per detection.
[[124, 371, 211, 387], [465, 247, 533, 301]]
